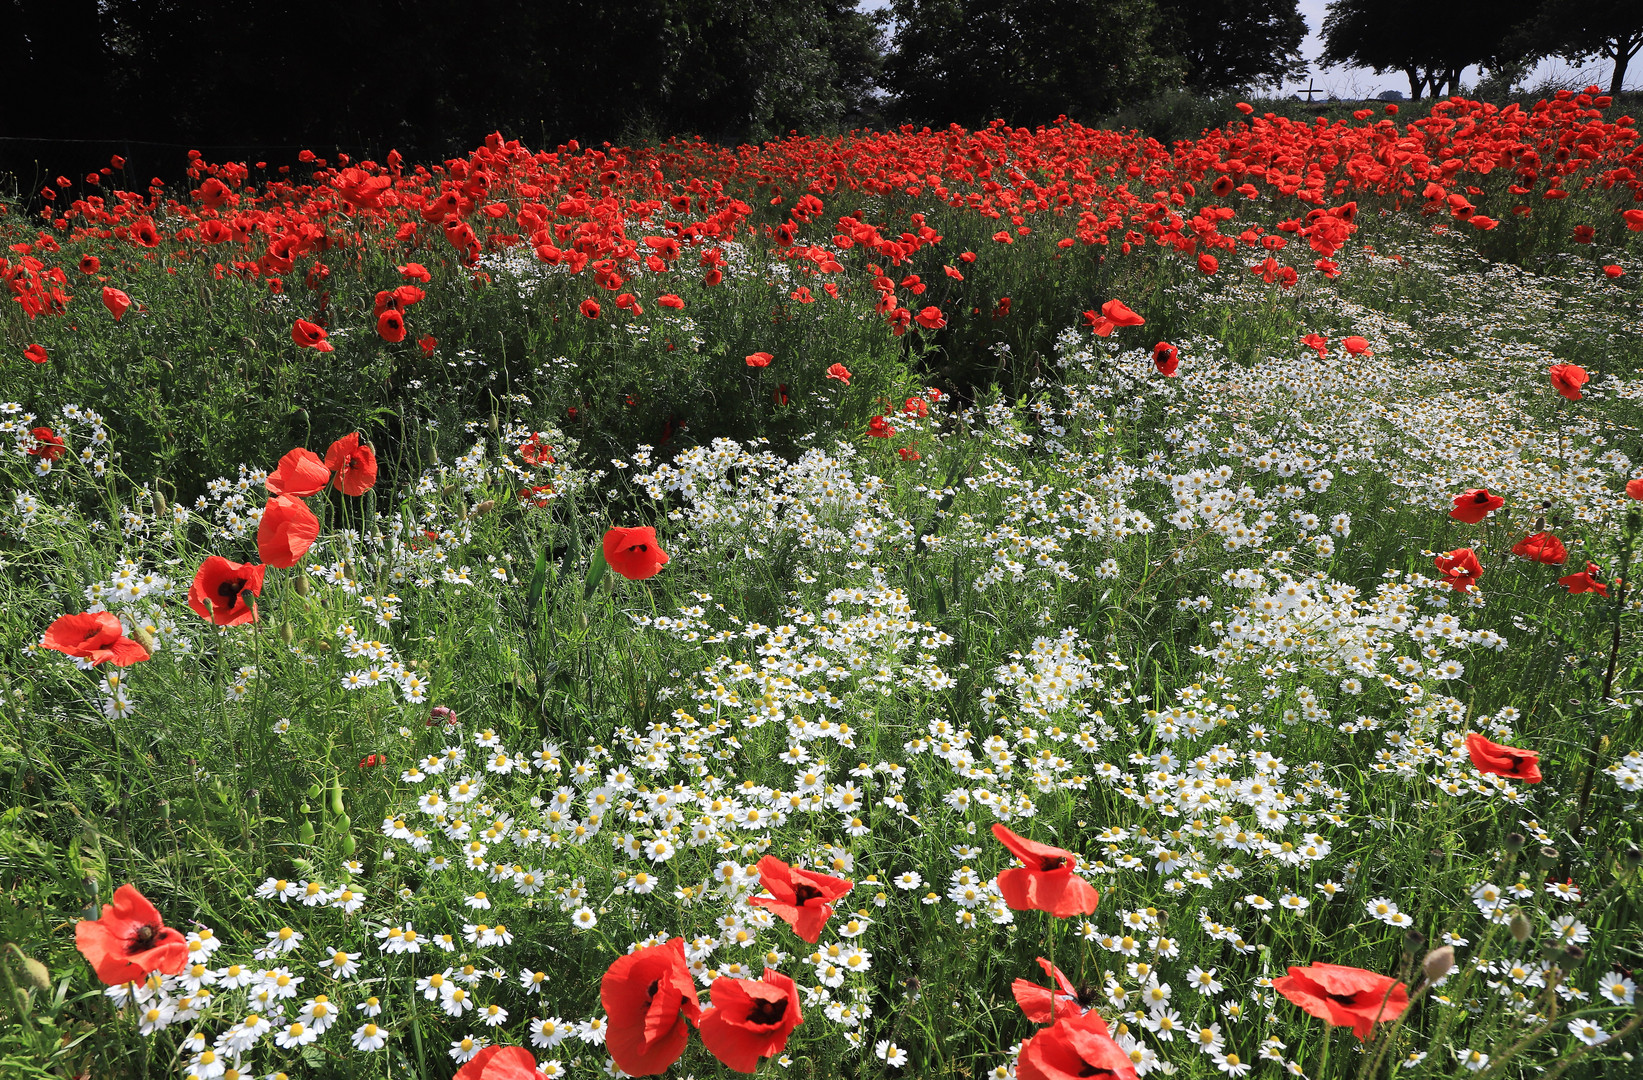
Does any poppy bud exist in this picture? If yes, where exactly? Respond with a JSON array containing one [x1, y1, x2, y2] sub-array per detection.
[[1504, 832, 1525, 853], [1542, 942, 1567, 966], [279, 622, 294, 645], [1537, 845, 1560, 869], [293, 573, 310, 596], [1403, 927, 1426, 955], [1510, 910, 1532, 942], [151, 483, 167, 517], [1423, 946, 1455, 982], [17, 951, 51, 994], [474, 500, 496, 516], [132, 625, 157, 654]]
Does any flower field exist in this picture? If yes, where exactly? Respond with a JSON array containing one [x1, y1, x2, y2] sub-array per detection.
[[4, 89, 1643, 1080]]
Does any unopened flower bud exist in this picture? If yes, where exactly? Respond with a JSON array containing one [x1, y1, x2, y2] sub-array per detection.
[[1423, 946, 1455, 982], [132, 625, 157, 654], [279, 622, 294, 645], [474, 499, 496, 516], [293, 572, 310, 596], [1509, 910, 1532, 942]]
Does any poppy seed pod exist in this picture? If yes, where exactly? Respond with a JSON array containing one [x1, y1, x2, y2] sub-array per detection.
[[1504, 832, 1526, 853], [1622, 845, 1641, 870], [1537, 846, 1560, 870]]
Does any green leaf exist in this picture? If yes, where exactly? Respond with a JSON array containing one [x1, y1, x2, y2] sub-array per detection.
[[525, 541, 549, 615], [584, 546, 609, 601]]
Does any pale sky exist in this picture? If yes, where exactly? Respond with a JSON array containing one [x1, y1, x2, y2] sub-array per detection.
[[860, 1, 1624, 101]]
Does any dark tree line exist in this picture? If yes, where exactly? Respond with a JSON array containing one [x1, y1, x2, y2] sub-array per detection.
[[1322, 0, 1641, 99], [1, 0, 1637, 185]]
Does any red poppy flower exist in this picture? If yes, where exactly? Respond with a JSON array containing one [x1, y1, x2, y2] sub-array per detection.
[[1433, 547, 1483, 592], [1449, 489, 1503, 524], [27, 427, 65, 461], [1465, 732, 1542, 783], [266, 448, 330, 497], [1197, 253, 1218, 275], [1015, 1007, 1135, 1080], [944, 264, 964, 280], [1549, 364, 1588, 401], [602, 937, 701, 1076], [324, 433, 377, 496], [79, 254, 101, 274], [1300, 333, 1329, 358], [1559, 561, 1608, 596], [825, 363, 852, 385], [257, 495, 320, 568], [914, 306, 947, 330], [398, 262, 431, 282], [359, 754, 386, 768], [603, 526, 669, 581], [866, 415, 896, 438], [75, 883, 188, 985], [697, 967, 803, 1074], [519, 434, 554, 465], [24, 344, 47, 364], [1627, 478, 1643, 501], [1013, 957, 1101, 1025], [658, 294, 685, 309], [1082, 299, 1145, 338], [1273, 963, 1408, 1040], [747, 855, 853, 943], [376, 308, 407, 343], [1604, 265, 1624, 278], [452, 1045, 546, 1080], [1573, 224, 1596, 244], [1342, 336, 1372, 356], [102, 286, 131, 320], [580, 298, 601, 319], [291, 319, 333, 352], [746, 352, 773, 368], [1235, 101, 1254, 114], [41, 611, 150, 667], [991, 823, 1099, 918], [1510, 532, 1567, 565], [187, 556, 266, 626], [1624, 209, 1643, 232], [1152, 342, 1179, 377]]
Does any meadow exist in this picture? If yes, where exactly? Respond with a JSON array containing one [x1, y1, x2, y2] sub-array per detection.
[[2, 89, 1642, 1080]]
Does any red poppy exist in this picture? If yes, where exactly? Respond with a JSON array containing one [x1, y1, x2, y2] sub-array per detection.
[[324, 433, 377, 496], [452, 1045, 546, 1080], [1197, 253, 1218, 275], [658, 294, 685, 309], [697, 967, 803, 1074], [1466, 732, 1542, 783], [359, 754, 386, 768], [79, 254, 100, 274], [75, 883, 188, 986], [291, 319, 333, 352], [1235, 101, 1254, 114], [1604, 265, 1624, 278], [825, 363, 852, 385], [747, 855, 853, 943], [1082, 299, 1145, 338], [24, 344, 47, 364], [1273, 963, 1408, 1040], [1627, 478, 1643, 500], [399, 263, 431, 282], [1342, 336, 1372, 356], [1300, 333, 1329, 358], [914, 306, 947, 330], [898, 446, 921, 460], [418, 335, 438, 357], [519, 434, 554, 465], [991, 823, 1099, 918], [1449, 489, 1503, 524], [746, 352, 773, 368], [41, 611, 150, 667], [102, 286, 131, 320], [1510, 532, 1567, 565], [1015, 1007, 1135, 1080], [27, 427, 65, 461], [1549, 364, 1588, 401], [187, 556, 266, 626], [944, 264, 964, 280], [1152, 342, 1179, 377], [602, 937, 701, 1076], [1573, 224, 1596, 244], [258, 495, 320, 568], [266, 448, 330, 497], [603, 526, 669, 581], [1433, 547, 1483, 592], [1013, 957, 1099, 1025], [866, 415, 896, 438], [1559, 561, 1608, 596], [376, 308, 407, 343], [580, 298, 601, 319]]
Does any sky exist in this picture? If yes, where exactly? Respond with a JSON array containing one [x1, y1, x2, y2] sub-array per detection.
[[859, 1, 1623, 101]]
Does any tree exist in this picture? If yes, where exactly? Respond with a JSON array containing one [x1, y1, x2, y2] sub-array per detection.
[[1152, 0, 1308, 94], [1526, 0, 1642, 95], [1321, 0, 1540, 99], [878, 0, 1179, 128]]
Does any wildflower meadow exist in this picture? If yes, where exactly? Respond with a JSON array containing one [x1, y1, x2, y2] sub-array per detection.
[[4, 90, 1643, 1080]]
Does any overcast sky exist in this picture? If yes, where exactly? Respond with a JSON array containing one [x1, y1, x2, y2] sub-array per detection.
[[860, 1, 1623, 101]]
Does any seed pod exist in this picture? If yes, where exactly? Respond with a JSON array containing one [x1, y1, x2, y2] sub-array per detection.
[[1624, 845, 1642, 870], [1510, 910, 1532, 942], [340, 833, 356, 857], [1537, 845, 1560, 870], [329, 777, 344, 817], [306, 783, 323, 800], [1504, 832, 1526, 853], [1403, 927, 1427, 955], [297, 819, 315, 845], [1561, 943, 1585, 966], [1423, 946, 1455, 982]]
